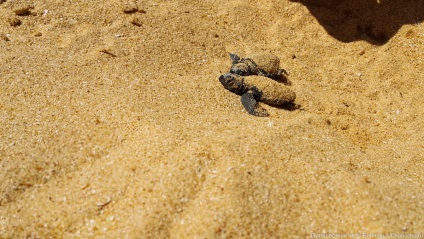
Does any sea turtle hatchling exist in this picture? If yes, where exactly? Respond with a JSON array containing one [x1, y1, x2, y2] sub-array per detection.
[[229, 52, 287, 80], [219, 73, 296, 117]]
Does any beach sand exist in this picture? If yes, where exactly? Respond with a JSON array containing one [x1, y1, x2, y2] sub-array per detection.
[[1, 0, 423, 238]]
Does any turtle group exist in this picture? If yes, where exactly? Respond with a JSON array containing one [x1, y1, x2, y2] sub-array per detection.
[[219, 52, 297, 117]]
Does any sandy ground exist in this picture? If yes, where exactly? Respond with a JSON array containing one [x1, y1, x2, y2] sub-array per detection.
[[1, 0, 423, 238]]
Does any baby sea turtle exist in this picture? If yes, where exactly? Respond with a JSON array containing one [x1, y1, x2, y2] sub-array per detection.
[[229, 52, 287, 80], [219, 73, 296, 117]]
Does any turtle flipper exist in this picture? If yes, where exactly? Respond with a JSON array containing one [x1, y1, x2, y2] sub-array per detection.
[[241, 92, 269, 117], [229, 53, 241, 64]]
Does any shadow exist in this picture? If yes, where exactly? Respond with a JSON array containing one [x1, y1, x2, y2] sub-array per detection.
[[272, 102, 301, 111], [290, 0, 424, 44], [272, 72, 293, 85]]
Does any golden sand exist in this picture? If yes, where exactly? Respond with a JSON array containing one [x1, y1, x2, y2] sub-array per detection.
[[1, 0, 423, 238]]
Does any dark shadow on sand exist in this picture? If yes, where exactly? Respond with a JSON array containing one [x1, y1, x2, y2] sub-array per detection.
[[290, 0, 424, 45]]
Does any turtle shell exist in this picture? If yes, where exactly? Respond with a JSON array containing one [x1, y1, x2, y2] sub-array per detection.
[[229, 52, 284, 79], [246, 53, 281, 75], [243, 75, 296, 106]]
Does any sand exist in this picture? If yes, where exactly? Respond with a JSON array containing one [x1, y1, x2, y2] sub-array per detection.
[[1, 0, 423, 238]]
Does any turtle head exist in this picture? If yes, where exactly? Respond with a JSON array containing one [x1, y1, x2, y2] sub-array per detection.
[[219, 73, 246, 95], [229, 53, 252, 76], [230, 62, 250, 76]]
